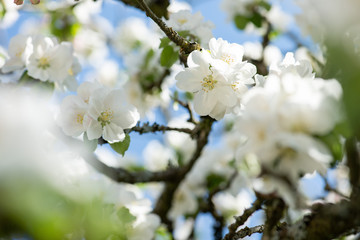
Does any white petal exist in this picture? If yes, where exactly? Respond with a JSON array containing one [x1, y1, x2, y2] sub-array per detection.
[[209, 102, 226, 120], [193, 91, 216, 116], [103, 123, 125, 143], [215, 86, 237, 107], [112, 106, 140, 129], [175, 68, 202, 92], [86, 118, 102, 140]]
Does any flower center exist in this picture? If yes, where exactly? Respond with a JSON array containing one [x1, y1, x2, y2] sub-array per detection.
[[201, 65, 217, 92], [98, 109, 114, 127], [37, 57, 50, 69], [201, 74, 217, 92], [221, 54, 235, 64], [177, 18, 188, 25], [76, 113, 84, 124]]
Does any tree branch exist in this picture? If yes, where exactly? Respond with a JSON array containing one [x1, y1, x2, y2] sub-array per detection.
[[152, 116, 215, 230], [125, 122, 193, 135], [85, 155, 180, 183], [117, 0, 170, 18], [134, 0, 200, 54], [223, 198, 264, 240], [233, 225, 264, 239]]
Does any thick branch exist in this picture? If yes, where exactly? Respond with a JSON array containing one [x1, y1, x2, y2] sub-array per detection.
[[85, 155, 180, 183], [117, 0, 169, 18], [152, 116, 215, 229], [277, 198, 360, 240], [223, 198, 264, 240], [126, 122, 193, 135], [134, 0, 200, 54]]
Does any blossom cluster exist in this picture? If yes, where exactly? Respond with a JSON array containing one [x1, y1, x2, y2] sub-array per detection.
[[58, 81, 140, 143], [176, 38, 256, 120], [235, 53, 342, 206], [1, 34, 80, 90]]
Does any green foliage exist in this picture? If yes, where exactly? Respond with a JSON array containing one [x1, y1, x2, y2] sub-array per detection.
[[0, 177, 136, 240], [249, 12, 263, 28], [160, 45, 179, 68], [234, 15, 249, 30], [258, 0, 272, 11], [49, 9, 79, 41], [110, 134, 131, 156], [117, 207, 136, 225], [155, 226, 173, 240], [83, 132, 98, 152], [206, 173, 227, 192], [159, 37, 171, 48], [317, 122, 350, 167]]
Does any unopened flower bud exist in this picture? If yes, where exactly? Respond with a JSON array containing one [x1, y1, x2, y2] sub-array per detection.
[[30, 0, 40, 4]]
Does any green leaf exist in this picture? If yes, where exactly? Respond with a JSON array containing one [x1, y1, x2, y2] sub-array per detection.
[[160, 45, 178, 68], [159, 37, 171, 48], [116, 207, 136, 224], [206, 173, 227, 192], [249, 12, 263, 28], [155, 226, 173, 240], [110, 134, 131, 156], [83, 132, 98, 152], [234, 15, 249, 30], [143, 49, 155, 69], [258, 1, 272, 11], [317, 132, 344, 167]]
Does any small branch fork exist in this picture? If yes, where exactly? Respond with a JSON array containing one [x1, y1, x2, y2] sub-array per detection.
[[223, 198, 264, 240], [134, 0, 200, 54]]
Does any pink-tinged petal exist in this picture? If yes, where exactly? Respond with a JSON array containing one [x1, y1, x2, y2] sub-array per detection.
[[193, 91, 216, 116], [85, 118, 102, 140], [103, 123, 125, 143], [175, 68, 202, 92]]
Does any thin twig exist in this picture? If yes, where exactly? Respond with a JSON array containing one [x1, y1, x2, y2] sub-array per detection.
[[134, 0, 200, 54], [233, 225, 264, 239], [172, 96, 198, 124], [223, 198, 264, 240]]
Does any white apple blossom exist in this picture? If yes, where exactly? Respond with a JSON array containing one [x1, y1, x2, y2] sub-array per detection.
[[58, 95, 88, 137], [26, 36, 73, 83], [176, 38, 256, 119], [58, 81, 100, 138], [265, 4, 292, 32], [243, 41, 263, 61], [269, 52, 314, 78], [2, 34, 32, 73], [166, 10, 214, 46], [212, 189, 253, 222], [235, 65, 343, 195], [84, 88, 140, 143]]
